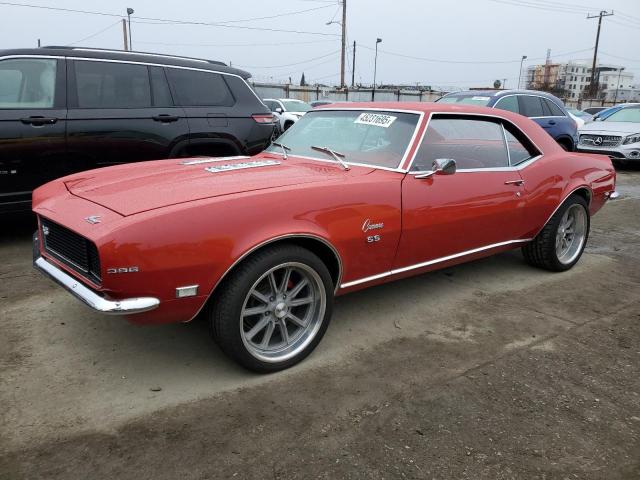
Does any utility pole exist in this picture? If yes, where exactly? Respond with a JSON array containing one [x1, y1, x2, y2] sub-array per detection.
[[351, 40, 356, 88], [122, 19, 129, 51], [340, 0, 346, 89], [37, 38, 41, 47], [587, 10, 613, 98]]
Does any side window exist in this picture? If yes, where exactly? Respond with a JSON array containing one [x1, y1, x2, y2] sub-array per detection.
[[264, 100, 277, 111], [149, 67, 173, 107], [542, 98, 565, 116], [494, 95, 519, 114], [166, 69, 234, 107], [0, 58, 57, 108], [411, 117, 509, 171], [75, 61, 151, 108], [518, 95, 544, 117], [504, 128, 536, 165]]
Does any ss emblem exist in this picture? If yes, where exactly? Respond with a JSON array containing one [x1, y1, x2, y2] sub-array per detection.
[[366, 235, 381, 243], [107, 267, 139, 274]]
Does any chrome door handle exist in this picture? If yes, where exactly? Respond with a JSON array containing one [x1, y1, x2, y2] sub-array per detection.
[[504, 179, 525, 186]]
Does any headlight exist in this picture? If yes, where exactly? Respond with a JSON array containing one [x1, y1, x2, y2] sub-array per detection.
[[623, 133, 640, 145]]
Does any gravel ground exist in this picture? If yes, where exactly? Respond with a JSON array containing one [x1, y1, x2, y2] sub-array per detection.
[[1, 168, 639, 479]]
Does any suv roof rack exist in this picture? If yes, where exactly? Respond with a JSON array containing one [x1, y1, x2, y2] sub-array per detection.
[[40, 46, 227, 66]]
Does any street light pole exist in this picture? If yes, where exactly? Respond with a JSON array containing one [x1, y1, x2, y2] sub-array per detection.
[[518, 55, 527, 89], [614, 67, 624, 104], [372, 38, 382, 101], [126, 8, 134, 51]]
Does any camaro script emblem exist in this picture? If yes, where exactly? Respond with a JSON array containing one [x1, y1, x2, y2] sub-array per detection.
[[362, 218, 384, 232], [85, 215, 101, 224]]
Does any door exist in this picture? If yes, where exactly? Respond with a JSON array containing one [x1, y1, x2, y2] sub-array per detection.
[[395, 115, 528, 270], [0, 57, 67, 210], [66, 59, 189, 171]]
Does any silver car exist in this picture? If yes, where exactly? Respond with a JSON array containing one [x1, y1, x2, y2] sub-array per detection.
[[577, 105, 640, 163]]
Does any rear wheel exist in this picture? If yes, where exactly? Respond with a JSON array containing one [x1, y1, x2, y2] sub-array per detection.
[[522, 194, 589, 271], [209, 244, 334, 372]]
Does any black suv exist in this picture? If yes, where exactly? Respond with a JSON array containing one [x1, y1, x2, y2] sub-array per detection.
[[0, 47, 276, 212]]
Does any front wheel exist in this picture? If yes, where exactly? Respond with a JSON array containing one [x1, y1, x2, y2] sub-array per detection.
[[209, 244, 334, 372], [522, 194, 590, 271]]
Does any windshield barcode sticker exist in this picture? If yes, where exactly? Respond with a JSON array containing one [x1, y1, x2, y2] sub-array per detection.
[[354, 113, 397, 128]]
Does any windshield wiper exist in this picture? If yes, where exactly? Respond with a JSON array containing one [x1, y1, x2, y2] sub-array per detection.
[[272, 142, 291, 160], [310, 145, 350, 171]]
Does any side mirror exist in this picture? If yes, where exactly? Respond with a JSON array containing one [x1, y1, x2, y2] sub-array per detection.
[[275, 107, 283, 114], [415, 158, 457, 179]]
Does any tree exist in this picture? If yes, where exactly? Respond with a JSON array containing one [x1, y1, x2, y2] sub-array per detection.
[[493, 80, 502, 89], [300, 72, 307, 86]]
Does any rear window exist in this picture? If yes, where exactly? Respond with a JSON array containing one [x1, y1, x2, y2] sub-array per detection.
[[438, 95, 492, 106], [166, 68, 234, 107], [518, 96, 544, 117]]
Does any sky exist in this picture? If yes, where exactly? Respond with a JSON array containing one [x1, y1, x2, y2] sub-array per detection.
[[0, 0, 638, 89]]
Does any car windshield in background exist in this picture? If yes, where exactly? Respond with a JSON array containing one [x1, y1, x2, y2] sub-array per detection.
[[603, 107, 640, 123], [266, 110, 420, 169], [437, 95, 492, 106], [281, 100, 312, 112]]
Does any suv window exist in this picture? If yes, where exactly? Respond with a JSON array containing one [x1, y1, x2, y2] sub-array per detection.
[[518, 95, 544, 117], [542, 98, 565, 116], [166, 68, 234, 107], [75, 60, 151, 108], [411, 117, 509, 171], [0, 58, 57, 108], [149, 66, 173, 107], [494, 95, 519, 114]]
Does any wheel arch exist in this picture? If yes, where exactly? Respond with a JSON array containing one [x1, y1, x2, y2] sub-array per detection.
[[532, 185, 592, 239], [190, 234, 343, 322]]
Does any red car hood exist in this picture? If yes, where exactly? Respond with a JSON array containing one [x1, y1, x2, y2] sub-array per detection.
[[64, 155, 364, 216]]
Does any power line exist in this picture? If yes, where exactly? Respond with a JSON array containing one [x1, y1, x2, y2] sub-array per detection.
[[236, 50, 339, 69], [358, 45, 594, 64], [0, 1, 339, 36], [67, 19, 121, 46], [136, 39, 337, 48]]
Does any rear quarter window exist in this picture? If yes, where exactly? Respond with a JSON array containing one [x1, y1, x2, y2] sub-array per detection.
[[166, 68, 235, 107]]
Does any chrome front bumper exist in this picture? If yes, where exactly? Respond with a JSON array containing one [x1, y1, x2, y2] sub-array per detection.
[[33, 234, 160, 315]]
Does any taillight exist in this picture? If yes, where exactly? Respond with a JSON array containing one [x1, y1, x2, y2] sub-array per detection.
[[252, 113, 275, 124]]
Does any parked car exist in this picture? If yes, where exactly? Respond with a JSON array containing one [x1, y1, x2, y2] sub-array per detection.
[[437, 90, 578, 151], [310, 100, 334, 108], [567, 108, 593, 127], [0, 47, 276, 213], [591, 103, 640, 122], [577, 104, 640, 164], [33, 102, 616, 372], [263, 98, 312, 131], [583, 106, 609, 116]]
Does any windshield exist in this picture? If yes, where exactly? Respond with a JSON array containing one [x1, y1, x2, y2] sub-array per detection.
[[437, 94, 492, 106], [281, 100, 312, 112], [265, 110, 420, 169], [604, 107, 640, 123]]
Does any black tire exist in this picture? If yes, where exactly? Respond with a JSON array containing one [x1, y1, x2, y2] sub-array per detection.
[[208, 244, 334, 373], [522, 194, 590, 272], [557, 138, 573, 151]]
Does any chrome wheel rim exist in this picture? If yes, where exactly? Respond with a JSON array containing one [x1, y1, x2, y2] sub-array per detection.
[[240, 262, 326, 363], [555, 204, 587, 265]]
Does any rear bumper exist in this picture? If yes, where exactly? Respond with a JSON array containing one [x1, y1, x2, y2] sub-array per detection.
[[33, 233, 160, 315]]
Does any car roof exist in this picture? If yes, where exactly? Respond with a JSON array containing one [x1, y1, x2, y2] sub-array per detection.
[[444, 89, 562, 101], [0, 47, 252, 79]]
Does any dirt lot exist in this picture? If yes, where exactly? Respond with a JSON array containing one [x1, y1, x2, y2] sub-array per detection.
[[1, 169, 639, 480]]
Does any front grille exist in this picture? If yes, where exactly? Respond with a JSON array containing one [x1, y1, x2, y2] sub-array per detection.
[[40, 218, 101, 284], [579, 134, 622, 147]]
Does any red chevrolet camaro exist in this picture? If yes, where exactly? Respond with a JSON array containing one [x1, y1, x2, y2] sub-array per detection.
[[32, 102, 617, 372]]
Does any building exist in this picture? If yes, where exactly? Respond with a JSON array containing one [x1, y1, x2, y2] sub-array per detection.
[[526, 59, 635, 101]]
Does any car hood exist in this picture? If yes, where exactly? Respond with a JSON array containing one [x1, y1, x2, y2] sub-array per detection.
[[65, 155, 361, 216], [579, 121, 640, 136]]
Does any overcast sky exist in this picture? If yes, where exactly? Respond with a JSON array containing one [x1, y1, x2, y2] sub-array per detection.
[[0, 0, 638, 89]]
